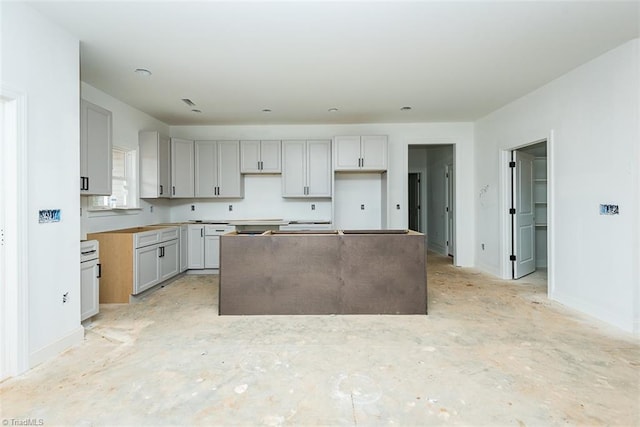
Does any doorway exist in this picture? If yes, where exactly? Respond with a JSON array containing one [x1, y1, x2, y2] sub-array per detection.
[[408, 144, 455, 261], [1, 88, 29, 380], [446, 163, 455, 257], [510, 141, 548, 281], [408, 173, 422, 232]]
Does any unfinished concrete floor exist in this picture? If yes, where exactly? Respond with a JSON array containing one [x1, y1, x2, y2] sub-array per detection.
[[1, 252, 638, 426]]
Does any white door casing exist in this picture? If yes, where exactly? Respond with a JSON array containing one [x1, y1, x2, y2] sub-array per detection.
[[0, 87, 29, 379], [513, 151, 536, 278]]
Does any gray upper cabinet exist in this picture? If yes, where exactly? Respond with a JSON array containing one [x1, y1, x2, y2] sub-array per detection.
[[240, 140, 281, 173], [139, 130, 170, 198], [334, 135, 387, 171], [282, 140, 331, 198], [170, 137, 195, 198], [80, 99, 112, 195], [195, 140, 243, 198]]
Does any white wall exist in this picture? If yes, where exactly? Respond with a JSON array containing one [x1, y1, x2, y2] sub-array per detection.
[[80, 83, 173, 235], [1, 3, 84, 366], [475, 39, 639, 334], [172, 123, 475, 266]]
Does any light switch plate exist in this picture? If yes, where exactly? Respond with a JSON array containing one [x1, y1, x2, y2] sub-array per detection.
[[39, 209, 61, 223], [600, 204, 619, 215]]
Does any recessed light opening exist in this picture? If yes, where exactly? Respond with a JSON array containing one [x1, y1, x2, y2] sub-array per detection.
[[182, 98, 196, 107], [262, 108, 272, 113], [191, 109, 202, 113], [328, 107, 339, 112], [400, 106, 412, 111]]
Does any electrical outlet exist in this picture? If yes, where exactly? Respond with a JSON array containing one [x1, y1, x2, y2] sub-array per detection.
[[228, 205, 233, 212], [191, 205, 195, 211], [361, 204, 365, 210], [149, 205, 154, 213], [396, 204, 401, 210], [311, 204, 315, 210], [481, 243, 485, 250], [62, 292, 69, 304]]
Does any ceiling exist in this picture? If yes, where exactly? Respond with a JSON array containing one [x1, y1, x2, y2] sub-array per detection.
[[27, 1, 639, 126]]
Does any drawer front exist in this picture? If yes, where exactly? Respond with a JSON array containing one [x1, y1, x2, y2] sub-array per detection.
[[80, 239, 99, 260], [134, 230, 161, 248], [205, 225, 235, 236], [159, 227, 180, 242]]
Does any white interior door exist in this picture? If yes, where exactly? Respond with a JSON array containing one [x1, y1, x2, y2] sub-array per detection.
[[513, 151, 536, 278], [446, 163, 455, 257]]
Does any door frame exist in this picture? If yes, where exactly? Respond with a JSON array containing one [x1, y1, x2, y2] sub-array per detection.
[[1, 86, 29, 379], [407, 172, 422, 232], [499, 131, 555, 296], [445, 163, 455, 257]]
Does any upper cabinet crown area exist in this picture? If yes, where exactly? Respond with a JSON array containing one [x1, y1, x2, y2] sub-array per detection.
[[80, 100, 112, 195], [334, 135, 387, 172], [240, 140, 281, 174]]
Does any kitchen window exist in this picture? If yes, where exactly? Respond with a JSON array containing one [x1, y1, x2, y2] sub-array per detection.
[[90, 147, 139, 209]]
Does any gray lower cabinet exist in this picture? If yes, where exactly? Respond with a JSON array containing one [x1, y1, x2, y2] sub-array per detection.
[[188, 224, 234, 270], [87, 226, 180, 303], [135, 236, 179, 294]]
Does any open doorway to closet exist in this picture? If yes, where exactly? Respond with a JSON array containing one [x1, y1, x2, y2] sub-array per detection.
[[408, 144, 455, 262], [510, 141, 548, 283]]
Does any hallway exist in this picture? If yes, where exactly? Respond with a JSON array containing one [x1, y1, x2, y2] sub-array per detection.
[[1, 252, 637, 426]]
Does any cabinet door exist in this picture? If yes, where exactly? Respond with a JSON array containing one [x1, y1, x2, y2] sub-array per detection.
[[204, 235, 220, 269], [194, 141, 218, 197], [80, 100, 112, 195], [135, 245, 161, 294], [240, 140, 261, 173], [306, 140, 331, 197], [159, 239, 180, 281], [187, 225, 205, 269], [260, 140, 282, 173], [334, 136, 361, 171], [80, 260, 100, 321], [158, 134, 171, 197], [282, 140, 307, 197], [171, 138, 195, 198], [180, 225, 188, 272], [217, 141, 242, 197], [139, 131, 171, 198], [361, 136, 387, 171]]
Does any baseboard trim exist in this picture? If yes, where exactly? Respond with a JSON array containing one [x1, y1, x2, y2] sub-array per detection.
[[29, 326, 84, 369]]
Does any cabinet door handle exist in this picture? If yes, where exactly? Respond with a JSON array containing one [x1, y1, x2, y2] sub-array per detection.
[[86, 177, 90, 190], [201, 228, 204, 237], [97, 263, 102, 279], [159, 185, 163, 195], [172, 186, 176, 196]]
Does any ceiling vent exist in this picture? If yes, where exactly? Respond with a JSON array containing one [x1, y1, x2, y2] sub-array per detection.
[[181, 98, 196, 107]]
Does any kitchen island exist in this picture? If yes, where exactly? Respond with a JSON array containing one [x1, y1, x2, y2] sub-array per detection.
[[219, 230, 426, 315]]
